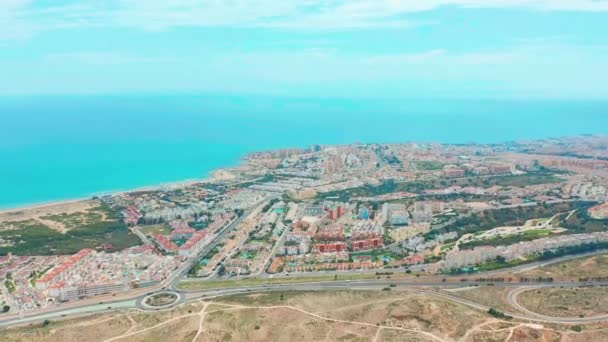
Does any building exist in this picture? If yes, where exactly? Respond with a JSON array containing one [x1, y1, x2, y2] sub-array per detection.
[[52, 282, 129, 301], [443, 167, 465, 178], [122, 206, 143, 226], [444, 246, 498, 269], [178, 231, 208, 257], [171, 227, 196, 241], [359, 207, 370, 220], [350, 238, 383, 251], [472, 166, 489, 175], [314, 242, 347, 253], [36, 249, 94, 291], [304, 205, 324, 217], [389, 211, 409, 226], [153, 235, 178, 253], [489, 162, 512, 174]]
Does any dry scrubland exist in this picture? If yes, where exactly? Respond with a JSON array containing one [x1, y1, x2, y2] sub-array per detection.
[[0, 200, 105, 233], [518, 287, 608, 318], [4, 290, 608, 341], [0, 199, 140, 255], [450, 286, 516, 313], [520, 253, 608, 280]]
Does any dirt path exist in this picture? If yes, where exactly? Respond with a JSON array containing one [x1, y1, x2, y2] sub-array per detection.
[[103, 312, 199, 342], [459, 320, 550, 342], [458, 319, 501, 342], [123, 312, 138, 335], [206, 301, 450, 342], [373, 327, 383, 342], [191, 301, 209, 342]]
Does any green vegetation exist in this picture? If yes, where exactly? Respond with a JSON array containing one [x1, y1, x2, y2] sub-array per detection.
[[189, 244, 224, 275], [539, 241, 608, 261], [561, 208, 608, 233], [2, 305, 9, 313], [318, 180, 436, 201], [475, 256, 535, 272], [178, 273, 381, 291], [453, 241, 608, 274], [571, 325, 583, 332], [459, 229, 557, 250], [318, 171, 562, 201], [0, 207, 140, 256], [487, 308, 512, 320], [236, 250, 258, 260], [236, 174, 277, 189], [144, 292, 178, 307], [413, 160, 444, 171], [41, 206, 108, 230], [349, 249, 401, 262], [140, 224, 171, 236], [261, 198, 281, 213], [436, 201, 592, 237], [440, 242, 456, 252], [447, 255, 536, 274], [4, 279, 16, 293], [476, 172, 562, 188]]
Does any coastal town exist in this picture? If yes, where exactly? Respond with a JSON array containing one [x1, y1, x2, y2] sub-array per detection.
[[1, 135, 608, 316]]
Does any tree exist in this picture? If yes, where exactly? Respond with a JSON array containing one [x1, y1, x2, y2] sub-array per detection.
[[2, 305, 9, 313], [280, 293, 284, 301]]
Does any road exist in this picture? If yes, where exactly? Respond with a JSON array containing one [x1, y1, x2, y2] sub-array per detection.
[[179, 248, 608, 282], [166, 195, 277, 288], [505, 285, 608, 324], [3, 278, 608, 328], [165, 211, 246, 290], [130, 226, 152, 245], [0, 229, 606, 329]]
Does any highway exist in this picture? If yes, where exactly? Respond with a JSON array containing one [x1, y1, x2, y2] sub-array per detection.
[[1, 236, 607, 328], [504, 285, 608, 324], [3, 278, 608, 328]]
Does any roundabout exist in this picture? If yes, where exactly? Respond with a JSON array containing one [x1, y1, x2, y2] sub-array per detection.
[[138, 291, 183, 310]]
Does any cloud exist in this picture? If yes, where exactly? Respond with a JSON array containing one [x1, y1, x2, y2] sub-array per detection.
[[2, 0, 608, 39], [0, 0, 34, 40], [2, 42, 607, 98]]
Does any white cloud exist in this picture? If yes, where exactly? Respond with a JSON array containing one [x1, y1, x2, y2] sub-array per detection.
[[0, 0, 34, 40], [2, 42, 607, 98], [109, 0, 608, 31], [2, 0, 608, 39]]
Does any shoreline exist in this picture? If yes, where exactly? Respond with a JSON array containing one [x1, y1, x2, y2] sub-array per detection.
[[0, 175, 223, 215], [0, 148, 270, 215]]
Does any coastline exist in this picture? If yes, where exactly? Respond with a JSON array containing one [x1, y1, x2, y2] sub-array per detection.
[[0, 173, 228, 214]]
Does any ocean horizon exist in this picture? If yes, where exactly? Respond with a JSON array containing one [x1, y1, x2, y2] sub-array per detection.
[[1, 95, 608, 210]]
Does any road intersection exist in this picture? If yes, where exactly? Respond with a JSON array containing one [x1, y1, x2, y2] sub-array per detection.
[[1, 246, 607, 329]]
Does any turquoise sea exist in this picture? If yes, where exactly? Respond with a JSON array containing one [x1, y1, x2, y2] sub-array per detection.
[[1, 95, 607, 209]]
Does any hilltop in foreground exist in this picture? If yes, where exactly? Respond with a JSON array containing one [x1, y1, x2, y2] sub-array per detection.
[[4, 287, 608, 342]]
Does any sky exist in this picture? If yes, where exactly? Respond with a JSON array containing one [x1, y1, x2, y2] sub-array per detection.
[[2, 0, 608, 99]]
